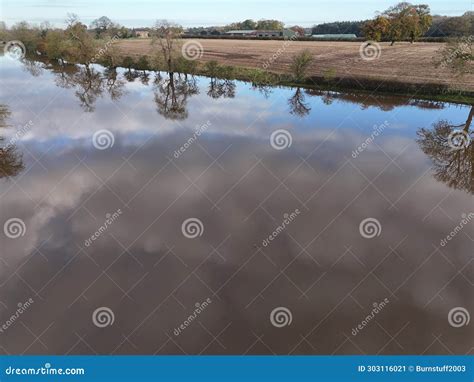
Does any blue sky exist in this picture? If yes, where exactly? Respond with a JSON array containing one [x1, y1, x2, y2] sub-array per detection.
[[1, 0, 471, 27]]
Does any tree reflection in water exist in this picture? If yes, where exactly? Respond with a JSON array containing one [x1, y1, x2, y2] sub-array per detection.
[[250, 83, 273, 99], [288, 87, 311, 117], [417, 106, 474, 194], [306, 89, 446, 111], [51, 63, 126, 112], [207, 77, 236, 99], [138, 70, 151, 86], [0, 104, 24, 179], [153, 72, 199, 120], [124, 67, 140, 83], [21, 59, 44, 77], [103, 67, 126, 101]]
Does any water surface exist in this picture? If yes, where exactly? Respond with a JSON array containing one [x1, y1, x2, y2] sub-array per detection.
[[0, 57, 472, 355]]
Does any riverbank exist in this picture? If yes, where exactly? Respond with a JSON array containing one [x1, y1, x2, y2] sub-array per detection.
[[113, 39, 474, 101]]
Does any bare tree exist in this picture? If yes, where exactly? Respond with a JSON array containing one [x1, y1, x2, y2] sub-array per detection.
[[151, 20, 183, 71], [65, 13, 97, 66]]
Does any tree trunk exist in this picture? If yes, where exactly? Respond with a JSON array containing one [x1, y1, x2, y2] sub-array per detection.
[[464, 106, 474, 132]]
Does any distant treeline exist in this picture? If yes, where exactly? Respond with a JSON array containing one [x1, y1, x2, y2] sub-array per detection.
[[311, 12, 472, 37], [1, 8, 472, 41], [311, 21, 365, 36], [426, 13, 474, 37]]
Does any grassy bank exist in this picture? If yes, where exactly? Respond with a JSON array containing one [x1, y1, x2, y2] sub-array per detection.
[[94, 54, 474, 104], [113, 39, 473, 102]]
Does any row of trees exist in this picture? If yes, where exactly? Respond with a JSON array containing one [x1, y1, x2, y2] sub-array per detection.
[[362, 2, 432, 44], [1, 16, 177, 70], [224, 19, 285, 31], [1, 15, 106, 65], [312, 21, 364, 36], [312, 11, 473, 38]]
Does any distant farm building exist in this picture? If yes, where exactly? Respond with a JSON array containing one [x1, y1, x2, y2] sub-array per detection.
[[225, 29, 297, 38], [255, 30, 282, 37], [225, 30, 257, 36], [311, 34, 357, 39]]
